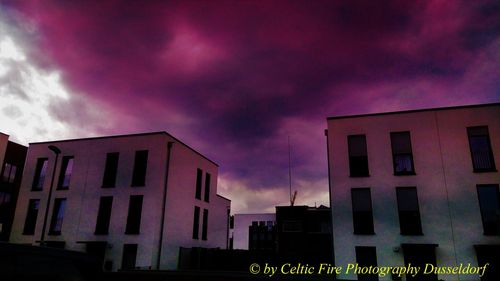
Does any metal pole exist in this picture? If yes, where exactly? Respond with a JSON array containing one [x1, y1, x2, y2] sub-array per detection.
[[288, 136, 292, 205], [40, 145, 61, 246]]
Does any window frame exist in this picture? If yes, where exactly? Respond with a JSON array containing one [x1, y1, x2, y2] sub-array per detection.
[[32, 158, 48, 191], [102, 152, 119, 188], [125, 195, 143, 234], [396, 186, 423, 235], [467, 126, 497, 173], [390, 131, 416, 175], [348, 135, 370, 177], [22, 199, 40, 235], [351, 188, 375, 235], [476, 184, 500, 236], [48, 198, 67, 235], [57, 156, 74, 190], [95, 196, 113, 235], [131, 150, 148, 187]]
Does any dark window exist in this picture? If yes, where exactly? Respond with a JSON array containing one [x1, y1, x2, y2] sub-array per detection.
[[23, 199, 40, 235], [204, 173, 211, 202], [0, 191, 11, 206], [229, 215, 234, 229], [102, 152, 119, 188], [2, 163, 17, 183], [403, 244, 437, 281], [192, 206, 200, 239], [32, 158, 48, 191], [468, 126, 496, 172], [202, 209, 208, 240], [351, 188, 374, 234], [95, 196, 113, 235], [282, 221, 302, 232], [131, 150, 148, 186], [396, 187, 422, 235], [356, 246, 378, 281], [49, 198, 67, 235], [477, 185, 500, 235], [195, 169, 202, 199], [121, 244, 137, 270], [391, 132, 415, 175], [125, 195, 143, 234], [348, 135, 369, 177], [57, 156, 74, 190]]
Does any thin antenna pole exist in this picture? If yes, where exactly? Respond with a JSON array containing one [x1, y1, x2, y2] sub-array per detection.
[[288, 135, 292, 205]]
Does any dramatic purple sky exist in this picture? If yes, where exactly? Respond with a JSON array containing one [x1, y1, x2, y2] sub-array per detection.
[[0, 1, 499, 213]]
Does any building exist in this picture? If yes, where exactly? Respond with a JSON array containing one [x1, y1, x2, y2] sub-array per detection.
[[326, 103, 500, 281], [230, 213, 275, 250], [9, 132, 230, 271], [275, 205, 332, 265], [0, 132, 27, 241]]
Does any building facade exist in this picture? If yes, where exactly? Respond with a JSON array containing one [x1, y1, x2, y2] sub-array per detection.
[[327, 103, 500, 281], [0, 132, 27, 241], [9, 132, 230, 271], [230, 213, 275, 250]]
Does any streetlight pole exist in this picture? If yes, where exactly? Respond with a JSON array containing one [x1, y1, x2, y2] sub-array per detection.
[[40, 145, 61, 246]]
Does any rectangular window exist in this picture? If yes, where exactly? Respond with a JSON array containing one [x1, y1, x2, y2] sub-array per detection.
[[0, 191, 11, 206], [351, 188, 374, 234], [468, 126, 496, 172], [356, 246, 378, 281], [95, 196, 113, 235], [125, 195, 143, 234], [348, 135, 369, 177], [23, 199, 40, 235], [195, 169, 202, 199], [57, 156, 74, 190], [102, 152, 119, 188], [192, 206, 200, 239], [204, 173, 211, 202], [202, 209, 208, 240], [477, 184, 500, 235], [396, 187, 422, 235], [131, 150, 148, 186], [32, 158, 48, 191], [391, 132, 415, 175], [49, 198, 67, 235], [282, 221, 303, 232], [121, 244, 137, 270], [2, 163, 17, 183]]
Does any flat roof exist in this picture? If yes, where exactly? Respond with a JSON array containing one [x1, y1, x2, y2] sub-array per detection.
[[327, 102, 500, 120], [29, 131, 218, 166]]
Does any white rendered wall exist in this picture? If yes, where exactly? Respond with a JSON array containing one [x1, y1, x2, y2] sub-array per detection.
[[232, 213, 275, 250], [327, 105, 500, 281]]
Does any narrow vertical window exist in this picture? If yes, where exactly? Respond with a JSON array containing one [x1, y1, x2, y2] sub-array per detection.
[[57, 156, 74, 190], [2, 163, 17, 183], [202, 209, 208, 240], [121, 244, 138, 270], [195, 169, 202, 199], [351, 188, 374, 234], [348, 135, 369, 177], [204, 173, 211, 202], [49, 198, 67, 235], [391, 132, 415, 175], [23, 199, 40, 235], [477, 184, 500, 235], [131, 150, 148, 186], [192, 206, 200, 239], [125, 195, 143, 234], [32, 158, 48, 191], [102, 152, 119, 188], [396, 187, 422, 235], [355, 246, 378, 281], [468, 126, 496, 172], [95, 196, 113, 235]]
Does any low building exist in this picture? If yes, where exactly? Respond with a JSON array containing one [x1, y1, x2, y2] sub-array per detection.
[[230, 213, 275, 250], [9, 132, 230, 271], [0, 132, 27, 241], [326, 103, 500, 281]]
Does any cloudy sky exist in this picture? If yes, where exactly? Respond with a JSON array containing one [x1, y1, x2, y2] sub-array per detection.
[[0, 0, 499, 213]]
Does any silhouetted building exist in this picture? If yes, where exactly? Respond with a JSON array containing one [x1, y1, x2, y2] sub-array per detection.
[[275, 205, 332, 265], [230, 213, 275, 250], [326, 103, 500, 281], [0, 132, 27, 241], [9, 132, 230, 271]]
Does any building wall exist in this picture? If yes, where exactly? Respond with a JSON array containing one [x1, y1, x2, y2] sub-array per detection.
[[9, 132, 230, 271], [327, 104, 500, 281], [0, 133, 8, 167], [231, 213, 276, 250]]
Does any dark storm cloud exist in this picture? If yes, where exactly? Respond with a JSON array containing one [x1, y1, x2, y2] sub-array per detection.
[[1, 0, 499, 210]]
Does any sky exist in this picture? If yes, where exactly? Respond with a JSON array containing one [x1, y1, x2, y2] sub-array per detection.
[[0, 0, 499, 213]]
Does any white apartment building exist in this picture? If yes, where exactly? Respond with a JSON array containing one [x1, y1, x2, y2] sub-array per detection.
[[230, 213, 275, 250], [9, 132, 230, 271], [326, 103, 499, 281]]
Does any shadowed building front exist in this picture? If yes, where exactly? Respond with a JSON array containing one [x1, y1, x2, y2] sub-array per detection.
[[9, 132, 230, 271], [326, 103, 500, 281]]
